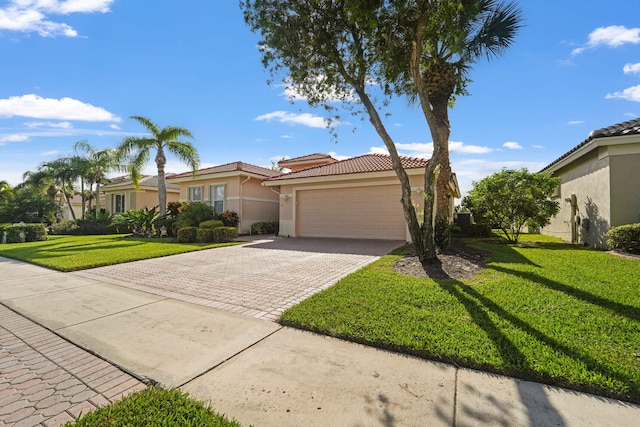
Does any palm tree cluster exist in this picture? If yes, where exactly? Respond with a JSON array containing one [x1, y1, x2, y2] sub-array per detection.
[[1, 116, 199, 224]]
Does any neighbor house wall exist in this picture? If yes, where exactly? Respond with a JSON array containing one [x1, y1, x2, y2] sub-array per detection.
[[542, 148, 611, 248], [608, 148, 640, 227]]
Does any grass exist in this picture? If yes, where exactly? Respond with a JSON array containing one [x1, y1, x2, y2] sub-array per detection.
[[280, 234, 640, 404], [0, 234, 243, 271], [64, 387, 242, 427]]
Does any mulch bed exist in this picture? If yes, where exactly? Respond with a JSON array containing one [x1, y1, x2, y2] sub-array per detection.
[[394, 239, 487, 280]]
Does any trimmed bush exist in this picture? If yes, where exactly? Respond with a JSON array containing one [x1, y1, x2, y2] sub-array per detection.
[[199, 219, 224, 229], [176, 202, 214, 229], [196, 228, 215, 243], [1, 223, 47, 243], [176, 226, 198, 243], [49, 220, 79, 235], [213, 226, 238, 243], [218, 210, 239, 227], [606, 223, 640, 255], [461, 223, 493, 238], [250, 221, 279, 235]]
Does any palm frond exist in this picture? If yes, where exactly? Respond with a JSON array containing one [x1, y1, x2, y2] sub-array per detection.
[[129, 115, 160, 137]]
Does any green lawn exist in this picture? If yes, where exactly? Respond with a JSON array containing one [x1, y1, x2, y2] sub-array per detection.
[[64, 387, 242, 427], [0, 234, 243, 271], [280, 235, 640, 403]]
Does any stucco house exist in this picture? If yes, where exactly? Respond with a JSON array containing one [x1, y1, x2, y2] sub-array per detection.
[[263, 153, 460, 241], [168, 161, 281, 234], [540, 118, 640, 248], [101, 175, 180, 214]]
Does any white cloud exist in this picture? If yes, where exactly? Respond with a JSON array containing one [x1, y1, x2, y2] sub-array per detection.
[[624, 112, 639, 118], [326, 151, 350, 161], [25, 121, 73, 128], [109, 123, 120, 130], [0, 94, 120, 122], [606, 85, 640, 102], [623, 63, 640, 75], [369, 141, 492, 158], [40, 150, 60, 156], [255, 111, 333, 129], [503, 141, 523, 150], [0, 0, 113, 37], [0, 134, 30, 144], [533, 145, 545, 149], [572, 25, 640, 55], [567, 120, 584, 125]]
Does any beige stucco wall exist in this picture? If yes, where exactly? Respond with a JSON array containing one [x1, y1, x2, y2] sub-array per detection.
[[609, 148, 640, 226], [174, 174, 279, 234], [542, 148, 611, 248], [102, 188, 179, 213], [272, 173, 426, 241]]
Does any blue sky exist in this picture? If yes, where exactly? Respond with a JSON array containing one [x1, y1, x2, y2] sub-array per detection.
[[1, 1, 639, 198]]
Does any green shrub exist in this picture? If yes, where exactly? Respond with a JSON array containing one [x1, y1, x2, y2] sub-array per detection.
[[196, 228, 215, 243], [2, 223, 47, 243], [199, 219, 224, 229], [434, 217, 451, 250], [177, 226, 198, 243], [213, 226, 238, 243], [606, 223, 640, 255], [217, 210, 239, 227], [177, 202, 214, 228], [461, 223, 493, 237], [250, 221, 279, 235], [49, 220, 79, 235]]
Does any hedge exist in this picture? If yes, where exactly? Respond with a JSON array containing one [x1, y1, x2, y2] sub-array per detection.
[[213, 227, 238, 243], [1, 223, 47, 244], [250, 221, 279, 235], [176, 227, 198, 243], [199, 220, 224, 229], [606, 223, 640, 255], [196, 228, 215, 243]]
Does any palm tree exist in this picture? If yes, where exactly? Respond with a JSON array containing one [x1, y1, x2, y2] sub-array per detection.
[[117, 116, 200, 217], [402, 0, 522, 243], [0, 180, 13, 205], [74, 141, 125, 219]]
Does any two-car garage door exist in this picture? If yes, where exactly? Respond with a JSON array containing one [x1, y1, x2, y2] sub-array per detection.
[[296, 186, 407, 240]]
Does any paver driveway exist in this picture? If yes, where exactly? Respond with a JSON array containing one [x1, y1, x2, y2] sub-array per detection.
[[74, 237, 403, 321]]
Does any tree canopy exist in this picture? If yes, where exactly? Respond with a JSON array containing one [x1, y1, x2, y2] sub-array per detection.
[[462, 168, 560, 243]]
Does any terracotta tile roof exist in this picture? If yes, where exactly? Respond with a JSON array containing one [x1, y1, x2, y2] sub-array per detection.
[[102, 175, 179, 190], [541, 118, 640, 172], [266, 154, 428, 181], [278, 153, 335, 165], [170, 161, 281, 179]]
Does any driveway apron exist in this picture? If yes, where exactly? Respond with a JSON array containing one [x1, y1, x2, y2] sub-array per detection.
[[73, 237, 404, 321]]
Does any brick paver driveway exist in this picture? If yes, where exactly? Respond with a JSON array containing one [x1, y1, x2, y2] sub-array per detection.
[[74, 237, 403, 321]]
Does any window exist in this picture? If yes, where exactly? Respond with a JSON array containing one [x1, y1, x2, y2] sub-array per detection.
[[211, 185, 225, 214], [188, 186, 203, 202], [114, 194, 125, 213]]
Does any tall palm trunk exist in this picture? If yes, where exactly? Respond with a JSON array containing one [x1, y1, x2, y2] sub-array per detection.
[[431, 97, 453, 245], [155, 146, 167, 217]]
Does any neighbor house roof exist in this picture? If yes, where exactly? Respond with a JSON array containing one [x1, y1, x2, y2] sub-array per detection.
[[265, 154, 428, 182], [541, 118, 640, 172], [169, 161, 281, 180], [102, 175, 180, 190], [278, 153, 336, 166]]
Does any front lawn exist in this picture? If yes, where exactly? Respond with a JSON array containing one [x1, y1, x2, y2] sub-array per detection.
[[0, 234, 243, 271], [280, 235, 640, 403]]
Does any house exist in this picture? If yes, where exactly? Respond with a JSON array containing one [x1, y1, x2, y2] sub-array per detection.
[[167, 161, 281, 234], [263, 153, 460, 241], [59, 194, 83, 220], [278, 153, 337, 171], [540, 118, 640, 248], [101, 175, 180, 214]]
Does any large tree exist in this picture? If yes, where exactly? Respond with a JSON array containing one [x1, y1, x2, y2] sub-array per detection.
[[241, 0, 522, 262], [0, 180, 12, 206], [117, 116, 200, 217], [462, 168, 560, 243]]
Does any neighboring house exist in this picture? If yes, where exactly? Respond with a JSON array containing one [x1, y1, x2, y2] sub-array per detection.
[[59, 194, 83, 221], [540, 118, 640, 248], [278, 153, 337, 171], [101, 175, 180, 214], [263, 153, 460, 241], [168, 161, 281, 234]]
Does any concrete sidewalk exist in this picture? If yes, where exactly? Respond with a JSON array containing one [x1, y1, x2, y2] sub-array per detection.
[[1, 256, 639, 426]]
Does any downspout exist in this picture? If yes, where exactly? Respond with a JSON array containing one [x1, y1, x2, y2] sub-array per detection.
[[240, 175, 251, 234]]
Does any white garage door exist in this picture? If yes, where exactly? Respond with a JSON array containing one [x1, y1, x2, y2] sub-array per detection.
[[296, 186, 406, 240]]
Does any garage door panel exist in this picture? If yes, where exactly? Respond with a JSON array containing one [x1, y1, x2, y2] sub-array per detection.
[[296, 186, 406, 240]]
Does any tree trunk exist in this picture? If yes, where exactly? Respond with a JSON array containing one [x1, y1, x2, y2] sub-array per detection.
[[95, 180, 102, 218], [156, 146, 167, 217], [354, 86, 437, 262], [80, 177, 86, 219], [64, 189, 76, 221], [431, 97, 453, 248]]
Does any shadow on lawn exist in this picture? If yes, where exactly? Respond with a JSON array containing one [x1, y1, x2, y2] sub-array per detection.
[[424, 255, 636, 424]]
